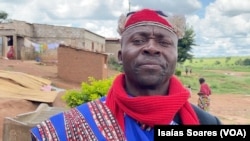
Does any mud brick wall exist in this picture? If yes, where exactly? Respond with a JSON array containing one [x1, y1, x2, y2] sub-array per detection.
[[58, 45, 108, 84]]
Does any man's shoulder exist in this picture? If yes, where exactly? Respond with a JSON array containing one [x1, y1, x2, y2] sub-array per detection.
[[191, 104, 222, 125]]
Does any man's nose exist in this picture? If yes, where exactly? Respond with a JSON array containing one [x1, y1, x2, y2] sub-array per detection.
[[142, 39, 160, 56]]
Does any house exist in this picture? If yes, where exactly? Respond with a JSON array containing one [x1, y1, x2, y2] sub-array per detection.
[[0, 20, 120, 83], [0, 20, 105, 61], [105, 38, 121, 62]]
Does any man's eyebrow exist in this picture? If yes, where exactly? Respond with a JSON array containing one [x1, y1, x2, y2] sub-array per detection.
[[125, 31, 150, 38], [153, 34, 166, 39], [137, 32, 151, 37]]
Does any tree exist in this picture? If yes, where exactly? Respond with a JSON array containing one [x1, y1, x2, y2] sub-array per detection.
[[0, 10, 8, 21], [225, 57, 231, 63], [242, 58, 250, 66], [177, 25, 196, 63]]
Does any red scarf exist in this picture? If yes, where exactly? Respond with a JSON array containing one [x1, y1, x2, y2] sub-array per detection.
[[106, 73, 199, 131]]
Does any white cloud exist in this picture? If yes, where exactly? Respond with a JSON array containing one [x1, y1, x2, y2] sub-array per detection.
[[0, 0, 250, 57], [215, 0, 250, 16], [191, 0, 250, 57]]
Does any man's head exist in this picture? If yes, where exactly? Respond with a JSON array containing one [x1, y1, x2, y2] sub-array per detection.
[[117, 8, 186, 94]]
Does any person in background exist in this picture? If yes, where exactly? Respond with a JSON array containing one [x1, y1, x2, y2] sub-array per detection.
[[30, 8, 221, 141], [189, 68, 192, 74], [197, 77, 212, 111], [185, 67, 188, 75], [187, 85, 192, 98]]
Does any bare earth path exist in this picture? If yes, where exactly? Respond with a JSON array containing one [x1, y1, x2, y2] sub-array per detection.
[[0, 59, 249, 140], [189, 93, 250, 124]]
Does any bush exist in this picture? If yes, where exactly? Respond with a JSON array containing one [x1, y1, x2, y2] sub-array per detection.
[[62, 76, 115, 108], [175, 69, 182, 76], [242, 58, 250, 66]]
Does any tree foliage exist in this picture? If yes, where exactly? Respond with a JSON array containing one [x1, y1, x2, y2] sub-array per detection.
[[177, 25, 196, 63], [242, 58, 250, 66], [0, 10, 8, 20], [235, 58, 250, 66]]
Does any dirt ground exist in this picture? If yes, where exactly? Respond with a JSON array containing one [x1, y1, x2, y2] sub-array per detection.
[[0, 59, 249, 140]]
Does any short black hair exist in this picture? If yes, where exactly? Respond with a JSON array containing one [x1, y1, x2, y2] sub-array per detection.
[[199, 77, 205, 84]]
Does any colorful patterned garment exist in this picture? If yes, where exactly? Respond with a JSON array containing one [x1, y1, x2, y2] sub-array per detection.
[[31, 97, 180, 141], [198, 95, 210, 111], [31, 98, 124, 141], [31, 73, 200, 140]]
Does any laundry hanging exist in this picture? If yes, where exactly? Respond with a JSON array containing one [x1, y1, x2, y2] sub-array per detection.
[[31, 42, 59, 54]]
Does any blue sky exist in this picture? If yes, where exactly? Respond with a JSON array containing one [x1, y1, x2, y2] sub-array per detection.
[[0, 0, 250, 58], [195, 0, 215, 18]]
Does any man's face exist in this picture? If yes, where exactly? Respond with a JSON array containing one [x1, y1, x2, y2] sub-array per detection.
[[118, 25, 178, 88]]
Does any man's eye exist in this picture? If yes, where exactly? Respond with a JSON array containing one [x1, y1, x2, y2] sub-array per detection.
[[132, 39, 146, 45], [159, 40, 171, 47]]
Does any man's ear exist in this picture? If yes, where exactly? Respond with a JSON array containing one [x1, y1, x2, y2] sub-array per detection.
[[118, 50, 122, 64]]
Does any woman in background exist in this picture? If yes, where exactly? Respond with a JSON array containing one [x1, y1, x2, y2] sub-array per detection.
[[197, 77, 212, 111]]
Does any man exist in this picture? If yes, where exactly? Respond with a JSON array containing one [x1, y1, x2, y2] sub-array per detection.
[[30, 8, 221, 141], [197, 77, 212, 111]]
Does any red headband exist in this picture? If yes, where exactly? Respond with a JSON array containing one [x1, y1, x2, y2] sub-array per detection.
[[117, 8, 186, 39], [124, 9, 173, 29]]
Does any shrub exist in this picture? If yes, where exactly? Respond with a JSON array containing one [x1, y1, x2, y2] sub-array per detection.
[[175, 69, 182, 76], [242, 58, 250, 66], [62, 76, 115, 108]]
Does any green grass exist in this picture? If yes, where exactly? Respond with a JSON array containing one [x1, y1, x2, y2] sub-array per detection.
[[177, 56, 250, 95], [184, 56, 250, 71]]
